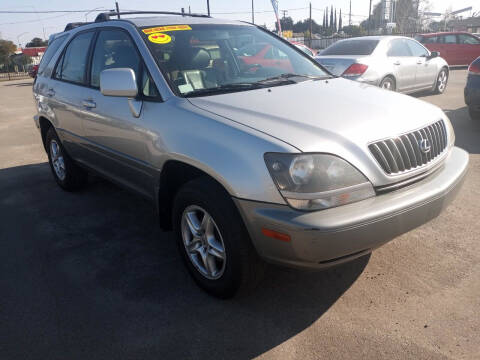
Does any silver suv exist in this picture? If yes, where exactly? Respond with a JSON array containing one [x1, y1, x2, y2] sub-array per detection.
[[33, 12, 469, 298]]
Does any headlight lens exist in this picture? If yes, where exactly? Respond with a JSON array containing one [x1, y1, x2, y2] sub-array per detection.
[[265, 153, 375, 210]]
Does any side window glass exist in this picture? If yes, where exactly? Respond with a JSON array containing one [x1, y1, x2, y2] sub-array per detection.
[[424, 36, 437, 44], [56, 32, 94, 84], [387, 39, 412, 57], [406, 40, 429, 57], [458, 34, 480, 45], [90, 29, 141, 88], [443, 35, 457, 44], [38, 35, 67, 77], [141, 70, 160, 98]]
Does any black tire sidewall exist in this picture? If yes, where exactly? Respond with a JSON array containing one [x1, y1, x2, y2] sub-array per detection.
[[380, 76, 395, 91], [172, 179, 249, 298]]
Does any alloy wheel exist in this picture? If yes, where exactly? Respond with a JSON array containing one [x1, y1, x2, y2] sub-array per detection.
[[437, 70, 447, 92], [50, 140, 66, 181], [181, 205, 226, 280]]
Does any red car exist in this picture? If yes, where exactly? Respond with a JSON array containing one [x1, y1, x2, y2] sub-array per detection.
[[29, 64, 39, 78], [290, 41, 317, 57], [415, 32, 480, 66], [236, 43, 294, 72]]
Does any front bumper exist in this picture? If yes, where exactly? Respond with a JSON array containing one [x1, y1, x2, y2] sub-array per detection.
[[235, 147, 469, 269]]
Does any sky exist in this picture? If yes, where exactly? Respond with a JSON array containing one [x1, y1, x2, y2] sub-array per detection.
[[0, 0, 478, 46]]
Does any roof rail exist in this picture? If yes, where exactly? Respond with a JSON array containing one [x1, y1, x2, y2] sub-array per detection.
[[94, 11, 210, 23], [64, 22, 93, 32]]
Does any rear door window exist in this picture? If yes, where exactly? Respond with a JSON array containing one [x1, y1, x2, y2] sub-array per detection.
[[55, 31, 95, 84], [321, 40, 379, 55], [441, 35, 457, 44], [423, 36, 438, 44]]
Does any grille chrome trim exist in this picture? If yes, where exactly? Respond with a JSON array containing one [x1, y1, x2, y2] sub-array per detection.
[[369, 120, 448, 175]]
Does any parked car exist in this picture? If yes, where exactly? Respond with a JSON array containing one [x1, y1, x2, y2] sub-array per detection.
[[28, 64, 39, 78], [33, 13, 468, 298], [465, 56, 480, 120], [415, 32, 480, 66], [290, 41, 316, 57], [315, 36, 449, 94], [236, 42, 294, 72]]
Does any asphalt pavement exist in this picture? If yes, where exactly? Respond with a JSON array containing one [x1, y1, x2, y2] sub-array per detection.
[[0, 71, 479, 360]]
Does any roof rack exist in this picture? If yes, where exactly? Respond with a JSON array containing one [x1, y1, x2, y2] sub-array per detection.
[[94, 11, 210, 23], [64, 22, 93, 32]]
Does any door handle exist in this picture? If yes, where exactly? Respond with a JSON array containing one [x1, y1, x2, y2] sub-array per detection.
[[82, 100, 96, 109], [46, 89, 55, 97], [393, 61, 401, 65], [417, 60, 424, 64]]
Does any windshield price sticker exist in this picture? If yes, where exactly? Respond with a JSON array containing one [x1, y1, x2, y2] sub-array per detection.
[[148, 33, 172, 44], [143, 25, 192, 34]]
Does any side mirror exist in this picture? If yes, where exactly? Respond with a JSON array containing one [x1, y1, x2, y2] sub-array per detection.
[[429, 51, 440, 59], [100, 68, 138, 98]]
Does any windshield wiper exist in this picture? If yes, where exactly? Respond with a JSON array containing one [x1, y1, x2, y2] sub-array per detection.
[[255, 73, 328, 85], [183, 83, 265, 97]]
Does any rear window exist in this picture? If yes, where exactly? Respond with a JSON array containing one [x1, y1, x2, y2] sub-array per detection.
[[321, 39, 379, 55]]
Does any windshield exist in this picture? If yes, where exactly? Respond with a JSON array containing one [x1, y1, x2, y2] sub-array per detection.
[[321, 39, 379, 56], [140, 24, 329, 97]]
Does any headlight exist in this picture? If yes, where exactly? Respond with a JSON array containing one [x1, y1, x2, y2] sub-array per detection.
[[264, 153, 375, 210]]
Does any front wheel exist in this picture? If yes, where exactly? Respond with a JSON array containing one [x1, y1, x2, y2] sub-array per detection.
[[172, 177, 265, 298], [433, 68, 448, 94], [379, 76, 396, 91]]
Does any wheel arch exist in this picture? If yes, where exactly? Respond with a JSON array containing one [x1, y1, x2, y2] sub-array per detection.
[[39, 116, 54, 151], [156, 160, 233, 230]]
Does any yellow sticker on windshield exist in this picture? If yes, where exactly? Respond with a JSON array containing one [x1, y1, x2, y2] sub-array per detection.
[[148, 33, 172, 44], [143, 25, 192, 34]]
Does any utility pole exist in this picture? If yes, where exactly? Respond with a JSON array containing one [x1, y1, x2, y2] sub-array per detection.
[[349, 0, 352, 25], [368, 0, 372, 35], [115, 1, 120, 19], [252, 0, 254, 23], [281, 10, 288, 19], [189, 6, 191, 14], [207, 0, 210, 16], [309, 2, 312, 48]]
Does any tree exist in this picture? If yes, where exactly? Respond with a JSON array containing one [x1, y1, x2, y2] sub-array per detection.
[[26, 37, 48, 48], [339, 9, 343, 31], [11, 54, 32, 67], [330, 7, 334, 29], [342, 25, 366, 36], [334, 9, 337, 32], [325, 7, 329, 28], [0, 38, 17, 65]]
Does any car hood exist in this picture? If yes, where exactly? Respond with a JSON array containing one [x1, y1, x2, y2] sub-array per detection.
[[188, 77, 444, 154]]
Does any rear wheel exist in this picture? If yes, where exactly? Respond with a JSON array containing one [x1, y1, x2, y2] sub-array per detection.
[[172, 177, 265, 298], [46, 127, 88, 191], [379, 76, 396, 91], [469, 106, 480, 120], [433, 68, 448, 94]]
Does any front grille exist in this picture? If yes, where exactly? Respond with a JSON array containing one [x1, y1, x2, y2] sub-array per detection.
[[368, 120, 448, 175]]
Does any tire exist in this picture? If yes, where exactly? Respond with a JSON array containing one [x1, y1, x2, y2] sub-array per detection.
[[469, 107, 480, 121], [379, 76, 396, 91], [172, 177, 265, 298], [433, 68, 448, 94], [46, 127, 88, 191]]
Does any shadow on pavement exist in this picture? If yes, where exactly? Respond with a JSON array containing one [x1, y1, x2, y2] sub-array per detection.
[[0, 162, 369, 360], [2, 81, 33, 87], [444, 106, 480, 154]]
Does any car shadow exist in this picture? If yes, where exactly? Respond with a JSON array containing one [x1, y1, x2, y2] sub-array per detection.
[[2, 81, 33, 87], [0, 162, 369, 360], [444, 106, 480, 154]]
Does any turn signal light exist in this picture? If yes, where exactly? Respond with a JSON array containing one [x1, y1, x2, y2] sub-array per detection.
[[261, 228, 291, 242], [342, 63, 368, 77]]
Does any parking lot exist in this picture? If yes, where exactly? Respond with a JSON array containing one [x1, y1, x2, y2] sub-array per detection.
[[0, 70, 479, 359]]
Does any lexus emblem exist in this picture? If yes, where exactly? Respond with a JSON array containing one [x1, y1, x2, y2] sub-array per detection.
[[419, 138, 431, 154]]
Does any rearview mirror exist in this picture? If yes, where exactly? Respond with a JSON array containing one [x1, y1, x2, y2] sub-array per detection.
[[100, 68, 138, 98], [428, 51, 440, 59]]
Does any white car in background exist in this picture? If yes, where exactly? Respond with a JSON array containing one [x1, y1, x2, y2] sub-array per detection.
[[316, 36, 449, 94]]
